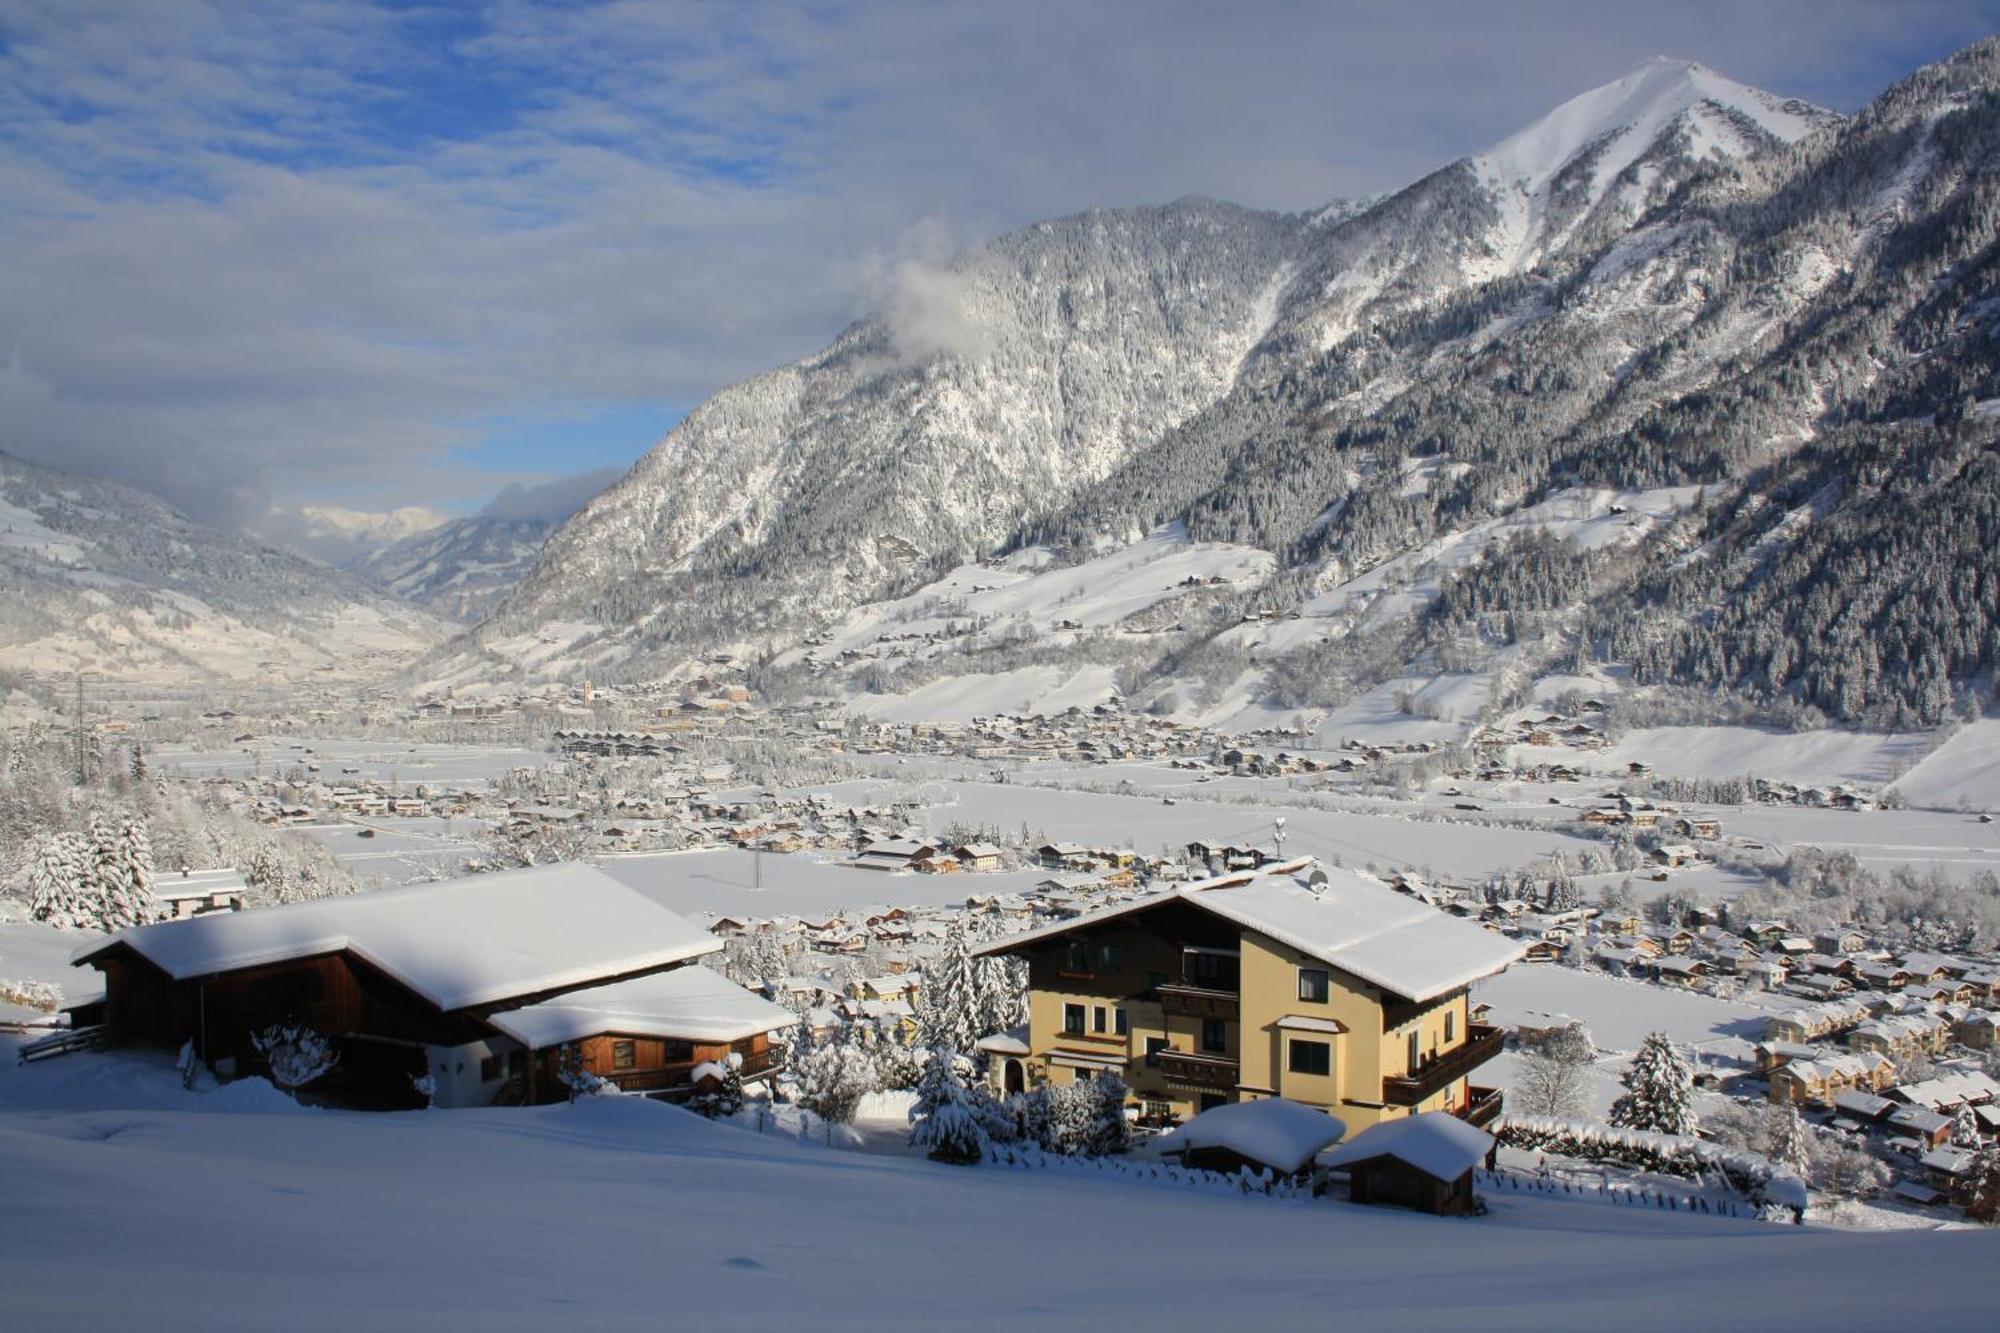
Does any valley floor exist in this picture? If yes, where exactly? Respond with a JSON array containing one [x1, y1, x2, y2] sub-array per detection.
[[0, 1043, 1992, 1332]]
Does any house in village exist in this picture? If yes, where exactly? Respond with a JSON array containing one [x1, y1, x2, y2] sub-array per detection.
[[1767, 1051, 1896, 1106], [850, 838, 938, 873], [152, 867, 248, 920], [953, 842, 1004, 873], [974, 859, 1520, 1132], [70, 864, 795, 1108]]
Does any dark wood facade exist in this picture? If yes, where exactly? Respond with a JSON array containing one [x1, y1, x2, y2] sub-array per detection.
[[1344, 1156, 1478, 1215], [92, 945, 482, 1068], [524, 1031, 778, 1104]]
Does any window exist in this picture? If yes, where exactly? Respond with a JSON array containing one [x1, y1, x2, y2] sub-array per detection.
[[1064, 940, 1091, 973], [1064, 1003, 1086, 1035], [1145, 1037, 1168, 1067], [664, 1039, 694, 1063], [611, 1039, 636, 1071], [1201, 1018, 1227, 1054], [479, 1054, 502, 1082], [1092, 1005, 1108, 1034], [1298, 968, 1330, 1003], [1445, 1011, 1456, 1044], [1097, 941, 1122, 970], [1406, 1030, 1422, 1074], [1114, 1009, 1130, 1037], [1288, 1040, 1331, 1076], [1076, 1067, 1095, 1084]]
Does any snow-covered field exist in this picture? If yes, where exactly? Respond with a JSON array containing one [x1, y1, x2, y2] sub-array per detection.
[[812, 775, 1605, 880], [1891, 719, 2000, 811], [600, 848, 1056, 920], [1510, 725, 1937, 790], [1, 1045, 1991, 1331], [155, 738, 553, 787]]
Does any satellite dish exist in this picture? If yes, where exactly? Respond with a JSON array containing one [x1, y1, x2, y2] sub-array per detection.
[[1307, 868, 1330, 889]]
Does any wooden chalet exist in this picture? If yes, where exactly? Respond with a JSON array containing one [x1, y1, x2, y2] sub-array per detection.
[[70, 864, 794, 1109]]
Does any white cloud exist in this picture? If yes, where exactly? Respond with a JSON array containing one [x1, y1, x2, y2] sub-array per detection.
[[1, 0, 1993, 525]]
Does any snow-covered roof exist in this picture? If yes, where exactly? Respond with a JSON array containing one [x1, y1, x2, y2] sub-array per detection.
[[73, 863, 722, 1012], [153, 867, 247, 900], [1318, 1112, 1494, 1182], [486, 965, 795, 1048], [975, 1027, 1030, 1056], [1156, 1099, 1348, 1174], [974, 859, 1521, 1002]]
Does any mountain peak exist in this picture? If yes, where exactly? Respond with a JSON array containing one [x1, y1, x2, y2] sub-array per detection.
[[1474, 56, 1832, 197]]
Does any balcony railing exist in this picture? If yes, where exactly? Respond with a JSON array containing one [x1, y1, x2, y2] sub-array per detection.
[[1382, 1023, 1505, 1106], [1459, 1085, 1503, 1129], [602, 1049, 780, 1097], [1156, 982, 1239, 1019], [1156, 1048, 1239, 1091]]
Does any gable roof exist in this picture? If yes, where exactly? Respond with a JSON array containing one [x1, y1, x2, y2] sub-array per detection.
[[71, 863, 722, 1013], [486, 964, 795, 1048], [1156, 1099, 1347, 1174], [1318, 1111, 1494, 1181], [973, 859, 1522, 1003]]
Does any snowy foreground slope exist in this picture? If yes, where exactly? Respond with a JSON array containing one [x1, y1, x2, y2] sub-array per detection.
[[1, 1049, 1992, 1332]]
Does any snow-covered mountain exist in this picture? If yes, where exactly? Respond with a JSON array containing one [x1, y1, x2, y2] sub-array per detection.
[[0, 452, 451, 684], [258, 504, 450, 568], [357, 468, 620, 621], [358, 515, 556, 623], [444, 42, 2000, 732]]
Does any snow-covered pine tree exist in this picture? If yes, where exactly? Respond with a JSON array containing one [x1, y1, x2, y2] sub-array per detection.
[[1950, 1101, 1981, 1149], [908, 1045, 961, 1125], [1766, 1101, 1813, 1177], [1041, 1077, 1096, 1154], [1608, 1032, 1698, 1136], [793, 1029, 876, 1124], [1086, 1071, 1132, 1156], [916, 921, 981, 1052], [906, 1046, 988, 1165], [245, 841, 285, 903], [27, 831, 96, 929], [106, 820, 155, 926]]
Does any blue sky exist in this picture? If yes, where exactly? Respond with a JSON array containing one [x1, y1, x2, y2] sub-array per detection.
[[3, 0, 1998, 528]]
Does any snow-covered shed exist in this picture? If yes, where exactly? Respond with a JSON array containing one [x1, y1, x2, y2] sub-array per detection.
[[1317, 1112, 1495, 1215], [1155, 1099, 1348, 1178]]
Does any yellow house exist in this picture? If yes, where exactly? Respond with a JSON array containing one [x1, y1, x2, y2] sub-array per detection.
[[974, 859, 1521, 1132]]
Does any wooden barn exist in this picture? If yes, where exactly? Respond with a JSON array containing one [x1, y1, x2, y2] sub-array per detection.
[[1318, 1112, 1496, 1216], [70, 863, 795, 1108]]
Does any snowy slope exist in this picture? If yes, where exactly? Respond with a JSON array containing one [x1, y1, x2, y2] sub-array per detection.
[[1, 1052, 1994, 1331]]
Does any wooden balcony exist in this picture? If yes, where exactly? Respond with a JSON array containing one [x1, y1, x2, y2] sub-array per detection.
[[602, 1049, 780, 1097], [1382, 1023, 1505, 1106], [1458, 1084, 1503, 1129], [1156, 1048, 1239, 1091], [1156, 983, 1239, 1020]]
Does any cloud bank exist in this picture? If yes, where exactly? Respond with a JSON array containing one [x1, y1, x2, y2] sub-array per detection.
[[2, 0, 1995, 525]]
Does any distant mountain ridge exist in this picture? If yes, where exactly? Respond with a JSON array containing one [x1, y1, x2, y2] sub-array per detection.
[[378, 41, 2000, 729], [0, 451, 450, 683]]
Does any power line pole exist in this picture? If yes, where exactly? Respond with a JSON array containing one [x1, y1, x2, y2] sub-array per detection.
[[72, 670, 88, 784]]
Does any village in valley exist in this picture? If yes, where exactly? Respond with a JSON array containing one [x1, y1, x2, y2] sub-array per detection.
[[6, 664, 1999, 1271]]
